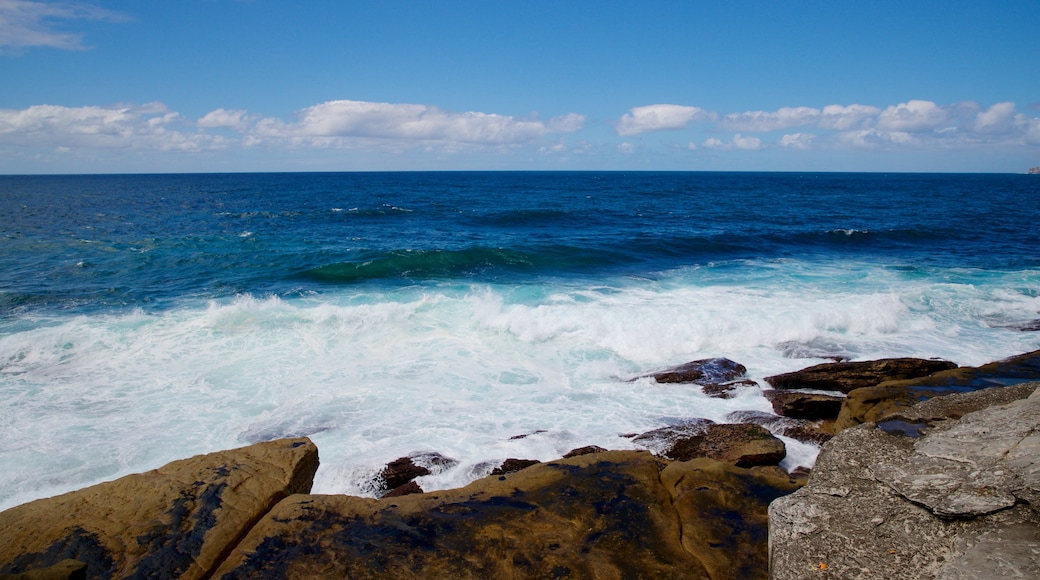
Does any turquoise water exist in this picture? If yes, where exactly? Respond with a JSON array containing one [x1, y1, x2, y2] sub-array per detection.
[[2, 172, 1038, 508]]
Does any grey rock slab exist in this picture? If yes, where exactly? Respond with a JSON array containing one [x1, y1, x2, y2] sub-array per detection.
[[874, 390, 1040, 518]]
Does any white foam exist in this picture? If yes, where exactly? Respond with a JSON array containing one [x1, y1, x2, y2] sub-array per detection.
[[1, 263, 1038, 509]]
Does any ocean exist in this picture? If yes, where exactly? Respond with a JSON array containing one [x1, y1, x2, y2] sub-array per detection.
[[2, 171, 1038, 510]]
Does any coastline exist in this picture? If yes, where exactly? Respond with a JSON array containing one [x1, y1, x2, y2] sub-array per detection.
[[3, 350, 1038, 578]]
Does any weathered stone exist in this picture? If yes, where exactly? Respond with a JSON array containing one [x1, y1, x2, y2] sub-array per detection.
[[0, 559, 86, 580], [0, 438, 318, 580], [379, 457, 431, 491], [489, 458, 541, 475], [562, 445, 607, 458], [701, 379, 759, 399], [635, 357, 748, 386], [382, 481, 423, 498], [769, 386, 1040, 579], [213, 451, 802, 579], [835, 350, 1040, 431], [634, 421, 786, 467], [765, 357, 957, 393], [763, 390, 844, 419]]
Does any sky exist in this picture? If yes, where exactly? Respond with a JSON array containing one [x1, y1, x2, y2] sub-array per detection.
[[0, 0, 1038, 174]]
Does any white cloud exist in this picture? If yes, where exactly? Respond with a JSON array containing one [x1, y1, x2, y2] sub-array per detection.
[[198, 108, 253, 131], [617, 142, 635, 153], [250, 99, 583, 146], [0, 103, 226, 151], [732, 133, 762, 150], [615, 104, 713, 136], [974, 102, 1016, 134], [0, 0, 125, 52], [818, 104, 880, 131], [779, 133, 815, 149], [876, 100, 950, 132], [720, 106, 820, 132]]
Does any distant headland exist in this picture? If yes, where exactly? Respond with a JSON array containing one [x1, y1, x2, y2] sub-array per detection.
[[1029, 166, 1040, 174]]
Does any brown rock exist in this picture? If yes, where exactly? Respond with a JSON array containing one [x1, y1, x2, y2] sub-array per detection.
[[212, 451, 802, 579], [701, 379, 759, 399], [636, 357, 748, 386], [763, 390, 844, 420], [382, 481, 423, 498], [725, 410, 835, 446], [0, 438, 318, 580], [379, 457, 431, 491], [634, 422, 786, 467], [765, 357, 957, 393], [834, 350, 1040, 432], [490, 458, 541, 476], [562, 445, 607, 458]]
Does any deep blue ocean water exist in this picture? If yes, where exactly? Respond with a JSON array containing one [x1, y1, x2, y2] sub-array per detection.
[[2, 171, 1039, 508]]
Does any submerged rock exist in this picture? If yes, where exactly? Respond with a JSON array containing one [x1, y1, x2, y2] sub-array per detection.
[[633, 421, 786, 467], [765, 357, 957, 393], [489, 458, 541, 476], [635, 357, 748, 386], [763, 390, 844, 420], [376, 452, 457, 496], [0, 438, 319, 580]]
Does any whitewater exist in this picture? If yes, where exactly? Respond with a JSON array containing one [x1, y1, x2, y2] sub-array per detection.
[[1, 171, 1038, 510]]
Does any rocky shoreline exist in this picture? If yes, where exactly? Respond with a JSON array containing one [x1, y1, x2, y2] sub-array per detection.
[[2, 350, 1038, 578]]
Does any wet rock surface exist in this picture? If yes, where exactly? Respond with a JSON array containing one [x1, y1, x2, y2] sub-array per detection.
[[769, 382, 1040, 579], [835, 349, 1040, 431], [0, 438, 319, 580], [213, 451, 802, 579], [763, 390, 844, 420], [635, 357, 749, 387], [765, 357, 957, 393], [632, 421, 787, 467]]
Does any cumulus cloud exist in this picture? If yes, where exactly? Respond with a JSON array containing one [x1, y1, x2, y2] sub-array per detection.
[[973, 102, 1016, 134], [720, 106, 820, 132], [0, 0, 125, 52], [250, 99, 584, 146], [779, 133, 815, 149], [818, 104, 881, 131], [876, 100, 951, 132], [0, 103, 226, 151], [615, 104, 713, 136], [198, 108, 254, 131]]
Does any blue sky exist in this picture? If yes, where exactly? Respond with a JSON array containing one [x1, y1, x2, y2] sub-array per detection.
[[1, 0, 1037, 173]]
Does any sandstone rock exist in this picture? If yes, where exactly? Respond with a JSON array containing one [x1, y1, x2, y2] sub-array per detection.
[[212, 451, 802, 579], [765, 357, 957, 393], [769, 386, 1040, 579], [383, 481, 423, 498], [635, 357, 747, 386], [763, 390, 844, 420], [701, 379, 759, 399], [0, 438, 318, 580], [633, 421, 786, 467], [376, 452, 457, 496], [490, 458, 541, 475], [562, 445, 607, 458], [725, 410, 834, 446], [835, 350, 1040, 431]]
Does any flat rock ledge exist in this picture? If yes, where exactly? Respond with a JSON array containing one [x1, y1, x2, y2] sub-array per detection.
[[2, 443, 801, 579], [769, 381, 1040, 579]]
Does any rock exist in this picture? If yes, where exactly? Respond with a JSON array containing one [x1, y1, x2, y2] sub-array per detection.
[[0, 438, 318, 580], [383, 482, 423, 498], [835, 350, 1040, 431], [763, 390, 844, 420], [633, 421, 787, 467], [377, 452, 457, 495], [725, 410, 835, 446], [212, 451, 803, 579], [701, 379, 759, 399], [635, 357, 748, 386], [769, 385, 1040, 579], [489, 458, 541, 476], [562, 445, 607, 458], [765, 357, 957, 393], [0, 559, 86, 580], [379, 457, 431, 491]]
